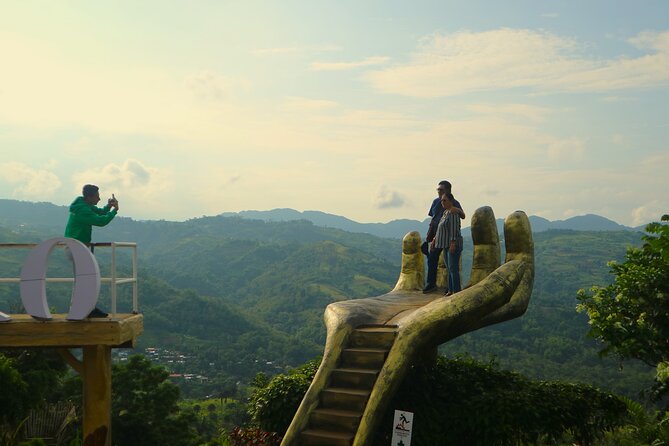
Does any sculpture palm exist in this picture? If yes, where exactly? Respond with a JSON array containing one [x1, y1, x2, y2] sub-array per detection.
[[281, 207, 534, 446]]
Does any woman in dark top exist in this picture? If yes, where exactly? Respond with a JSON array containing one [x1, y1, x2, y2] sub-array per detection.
[[431, 193, 463, 296]]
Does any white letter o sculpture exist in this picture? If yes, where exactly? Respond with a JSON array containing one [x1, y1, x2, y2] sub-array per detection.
[[19, 237, 101, 321]]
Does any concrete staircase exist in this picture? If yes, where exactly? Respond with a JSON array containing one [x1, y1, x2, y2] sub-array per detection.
[[300, 325, 397, 446]]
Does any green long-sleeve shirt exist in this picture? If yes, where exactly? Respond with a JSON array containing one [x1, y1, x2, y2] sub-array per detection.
[[64, 196, 117, 244]]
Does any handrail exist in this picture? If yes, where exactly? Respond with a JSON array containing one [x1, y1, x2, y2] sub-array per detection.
[[0, 242, 139, 315]]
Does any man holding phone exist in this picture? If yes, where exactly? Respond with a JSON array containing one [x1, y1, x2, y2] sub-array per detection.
[[64, 184, 119, 317]]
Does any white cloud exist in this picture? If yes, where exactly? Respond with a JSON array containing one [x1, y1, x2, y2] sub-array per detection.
[[71, 159, 173, 215], [541, 12, 560, 18], [254, 47, 300, 55], [366, 29, 669, 97], [374, 186, 406, 209], [0, 162, 62, 199], [185, 71, 252, 101], [547, 137, 585, 161], [611, 133, 626, 145], [600, 96, 637, 102], [466, 103, 554, 122], [73, 159, 153, 190], [311, 109, 422, 129], [311, 56, 390, 71], [632, 201, 666, 226], [254, 44, 342, 55], [281, 96, 339, 112]]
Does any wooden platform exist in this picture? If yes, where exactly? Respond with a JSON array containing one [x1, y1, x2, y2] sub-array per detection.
[[0, 314, 143, 348]]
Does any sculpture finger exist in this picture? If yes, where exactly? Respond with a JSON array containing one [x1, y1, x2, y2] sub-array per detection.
[[476, 211, 534, 328], [504, 210, 534, 264], [467, 206, 501, 287]]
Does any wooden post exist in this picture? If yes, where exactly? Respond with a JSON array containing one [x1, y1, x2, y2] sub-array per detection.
[[83, 345, 112, 446]]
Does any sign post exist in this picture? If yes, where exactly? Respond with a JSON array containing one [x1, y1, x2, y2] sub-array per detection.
[[391, 410, 414, 446]]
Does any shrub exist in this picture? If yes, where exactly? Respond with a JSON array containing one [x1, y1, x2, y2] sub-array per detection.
[[248, 360, 319, 434], [249, 356, 628, 446], [374, 356, 627, 446]]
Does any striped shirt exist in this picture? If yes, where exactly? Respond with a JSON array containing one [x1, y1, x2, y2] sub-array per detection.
[[434, 210, 462, 250]]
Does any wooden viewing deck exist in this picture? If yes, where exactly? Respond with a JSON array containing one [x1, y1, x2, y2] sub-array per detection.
[[0, 313, 143, 347], [0, 239, 143, 446], [0, 314, 143, 446]]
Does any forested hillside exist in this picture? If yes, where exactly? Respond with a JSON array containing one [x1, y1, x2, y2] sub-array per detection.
[[0, 200, 655, 399]]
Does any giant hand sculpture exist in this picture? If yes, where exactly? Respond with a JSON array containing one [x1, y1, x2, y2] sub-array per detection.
[[281, 207, 534, 446]]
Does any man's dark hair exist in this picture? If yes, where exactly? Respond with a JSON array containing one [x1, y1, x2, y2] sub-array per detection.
[[82, 184, 99, 198], [438, 180, 452, 192]]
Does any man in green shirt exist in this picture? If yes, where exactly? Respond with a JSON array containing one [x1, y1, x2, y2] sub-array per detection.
[[65, 184, 119, 317]]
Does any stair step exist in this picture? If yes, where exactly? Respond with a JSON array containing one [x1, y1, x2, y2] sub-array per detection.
[[331, 367, 379, 389], [310, 408, 362, 432], [341, 348, 388, 368], [349, 326, 397, 349], [301, 429, 354, 446], [321, 387, 370, 411]]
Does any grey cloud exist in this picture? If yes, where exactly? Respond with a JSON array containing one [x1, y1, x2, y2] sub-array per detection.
[[125, 159, 151, 185], [374, 186, 406, 209]]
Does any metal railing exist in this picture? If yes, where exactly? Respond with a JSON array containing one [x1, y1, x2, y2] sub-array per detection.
[[0, 242, 138, 315]]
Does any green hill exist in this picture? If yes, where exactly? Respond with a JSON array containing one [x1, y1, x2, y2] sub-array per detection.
[[0, 201, 657, 400]]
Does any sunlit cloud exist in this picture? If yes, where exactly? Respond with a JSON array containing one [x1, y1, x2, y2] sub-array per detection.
[[632, 200, 666, 226], [547, 137, 585, 161], [466, 103, 554, 123], [310, 109, 422, 129], [73, 159, 152, 189], [0, 162, 62, 199], [254, 44, 342, 55], [600, 96, 637, 102], [311, 56, 390, 71], [366, 29, 669, 97], [254, 47, 300, 55], [185, 71, 252, 101], [281, 96, 339, 112], [71, 159, 173, 215], [611, 134, 626, 145]]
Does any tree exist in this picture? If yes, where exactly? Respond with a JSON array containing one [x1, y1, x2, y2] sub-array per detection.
[[0, 354, 29, 426], [111, 355, 200, 446], [577, 215, 669, 393]]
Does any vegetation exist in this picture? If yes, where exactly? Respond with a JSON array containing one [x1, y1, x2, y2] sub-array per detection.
[[249, 355, 628, 445], [111, 355, 201, 446], [577, 215, 669, 400], [248, 360, 320, 434]]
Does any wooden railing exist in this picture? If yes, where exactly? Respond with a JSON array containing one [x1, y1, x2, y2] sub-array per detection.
[[0, 242, 139, 315]]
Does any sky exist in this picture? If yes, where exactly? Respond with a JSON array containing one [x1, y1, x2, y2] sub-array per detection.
[[0, 1, 668, 226]]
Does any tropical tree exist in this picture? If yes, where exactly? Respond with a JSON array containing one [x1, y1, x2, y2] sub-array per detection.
[[111, 355, 200, 446], [577, 214, 669, 396], [0, 354, 29, 427]]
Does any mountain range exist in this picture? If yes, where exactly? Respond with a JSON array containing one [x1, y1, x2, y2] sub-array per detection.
[[0, 198, 657, 400], [0, 199, 644, 240], [223, 208, 640, 239]]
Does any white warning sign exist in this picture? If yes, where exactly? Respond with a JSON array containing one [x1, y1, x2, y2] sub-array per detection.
[[391, 410, 414, 446]]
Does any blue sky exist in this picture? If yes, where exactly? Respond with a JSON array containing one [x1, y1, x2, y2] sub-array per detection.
[[1, 1, 667, 226]]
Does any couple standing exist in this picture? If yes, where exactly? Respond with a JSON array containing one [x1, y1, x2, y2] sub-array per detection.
[[423, 180, 465, 296]]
